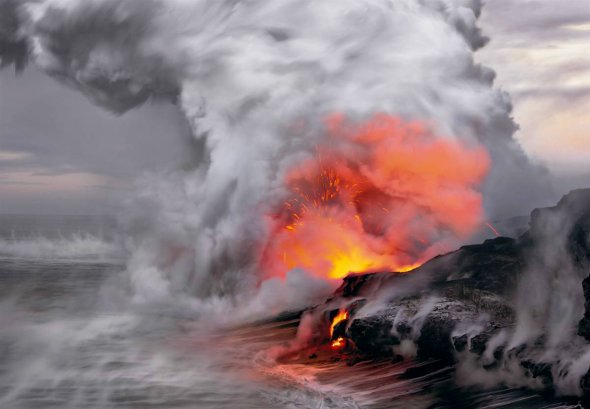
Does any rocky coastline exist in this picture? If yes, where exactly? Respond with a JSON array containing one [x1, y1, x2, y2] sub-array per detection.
[[303, 189, 590, 399]]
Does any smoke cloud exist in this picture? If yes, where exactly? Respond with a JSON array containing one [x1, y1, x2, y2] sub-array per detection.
[[0, 0, 555, 310]]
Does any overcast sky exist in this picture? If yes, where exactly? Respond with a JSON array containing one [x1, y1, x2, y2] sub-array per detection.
[[478, 0, 590, 178], [0, 68, 196, 214], [0, 0, 589, 214]]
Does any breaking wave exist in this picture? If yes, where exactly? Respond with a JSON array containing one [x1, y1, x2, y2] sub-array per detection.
[[0, 234, 123, 262]]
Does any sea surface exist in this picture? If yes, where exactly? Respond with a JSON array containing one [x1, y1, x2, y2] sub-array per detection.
[[0, 214, 582, 408]]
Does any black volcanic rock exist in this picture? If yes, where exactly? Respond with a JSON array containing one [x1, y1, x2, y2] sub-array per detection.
[[334, 272, 379, 298], [415, 313, 457, 362], [347, 316, 396, 357], [346, 297, 501, 363], [321, 189, 590, 397], [332, 235, 523, 304], [441, 236, 522, 295]]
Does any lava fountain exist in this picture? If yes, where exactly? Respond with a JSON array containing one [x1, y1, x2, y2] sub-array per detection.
[[263, 114, 490, 281]]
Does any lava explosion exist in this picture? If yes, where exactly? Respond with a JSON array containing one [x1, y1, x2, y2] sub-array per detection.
[[263, 114, 490, 280]]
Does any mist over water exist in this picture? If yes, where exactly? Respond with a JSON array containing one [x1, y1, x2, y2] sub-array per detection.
[[0, 215, 347, 408], [0, 215, 121, 262], [0, 216, 579, 408]]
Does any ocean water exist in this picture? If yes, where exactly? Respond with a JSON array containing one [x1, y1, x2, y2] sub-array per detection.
[[0, 215, 582, 408]]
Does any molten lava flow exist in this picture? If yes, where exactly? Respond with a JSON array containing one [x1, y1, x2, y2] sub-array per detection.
[[263, 114, 490, 280], [330, 310, 348, 350], [331, 337, 346, 349], [330, 310, 349, 337]]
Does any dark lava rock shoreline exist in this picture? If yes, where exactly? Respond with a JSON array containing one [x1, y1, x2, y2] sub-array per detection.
[[314, 189, 590, 399]]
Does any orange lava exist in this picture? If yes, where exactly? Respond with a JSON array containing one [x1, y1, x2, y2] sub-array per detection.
[[263, 114, 490, 280], [330, 310, 349, 337], [330, 310, 349, 349], [331, 337, 346, 350]]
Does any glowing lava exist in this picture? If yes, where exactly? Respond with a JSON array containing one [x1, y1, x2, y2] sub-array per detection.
[[331, 337, 346, 349], [263, 114, 490, 280], [330, 310, 349, 350]]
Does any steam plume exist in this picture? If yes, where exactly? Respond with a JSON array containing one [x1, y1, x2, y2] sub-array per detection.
[[0, 0, 553, 307]]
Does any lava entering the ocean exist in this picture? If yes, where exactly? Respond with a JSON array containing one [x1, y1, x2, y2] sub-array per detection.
[[263, 114, 490, 280], [330, 309, 349, 350]]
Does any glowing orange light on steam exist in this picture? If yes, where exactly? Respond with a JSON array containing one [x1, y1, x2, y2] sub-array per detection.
[[263, 114, 490, 280]]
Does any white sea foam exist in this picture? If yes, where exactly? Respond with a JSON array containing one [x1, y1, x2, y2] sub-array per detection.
[[0, 234, 122, 262]]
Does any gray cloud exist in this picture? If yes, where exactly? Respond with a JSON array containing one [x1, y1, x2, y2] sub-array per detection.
[[479, 0, 590, 95], [0, 179, 43, 186], [0, 0, 28, 72], [0, 67, 198, 180], [0, 65, 199, 213], [481, 0, 590, 42], [513, 85, 590, 102], [478, 0, 590, 186]]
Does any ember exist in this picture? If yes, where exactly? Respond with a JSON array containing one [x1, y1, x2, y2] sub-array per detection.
[[263, 114, 490, 280]]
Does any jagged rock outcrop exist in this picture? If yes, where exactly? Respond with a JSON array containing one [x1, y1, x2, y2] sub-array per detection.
[[335, 234, 523, 300], [324, 189, 590, 396]]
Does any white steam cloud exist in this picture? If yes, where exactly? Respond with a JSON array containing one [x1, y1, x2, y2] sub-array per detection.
[[0, 0, 553, 311]]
